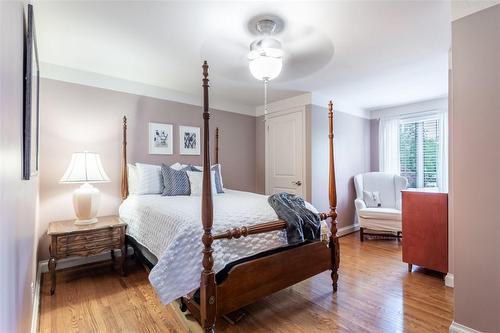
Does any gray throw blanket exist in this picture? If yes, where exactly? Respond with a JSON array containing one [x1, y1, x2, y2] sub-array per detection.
[[268, 192, 321, 245]]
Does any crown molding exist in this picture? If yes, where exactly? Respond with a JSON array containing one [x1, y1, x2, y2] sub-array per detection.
[[39, 62, 256, 116]]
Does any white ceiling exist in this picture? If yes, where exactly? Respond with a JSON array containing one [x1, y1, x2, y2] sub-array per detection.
[[35, 1, 451, 116]]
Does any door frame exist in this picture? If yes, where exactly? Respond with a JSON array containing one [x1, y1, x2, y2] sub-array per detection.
[[265, 106, 308, 199]]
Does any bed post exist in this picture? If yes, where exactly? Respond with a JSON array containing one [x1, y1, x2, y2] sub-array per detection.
[[121, 116, 129, 201], [215, 127, 219, 164], [200, 61, 217, 332], [328, 100, 340, 292]]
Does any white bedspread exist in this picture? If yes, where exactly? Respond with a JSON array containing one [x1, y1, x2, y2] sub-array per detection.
[[119, 189, 321, 304]]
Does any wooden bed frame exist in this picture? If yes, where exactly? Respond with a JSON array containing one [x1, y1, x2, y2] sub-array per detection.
[[120, 61, 339, 332]]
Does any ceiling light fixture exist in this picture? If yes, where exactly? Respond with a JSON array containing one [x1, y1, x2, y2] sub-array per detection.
[[248, 18, 284, 115]]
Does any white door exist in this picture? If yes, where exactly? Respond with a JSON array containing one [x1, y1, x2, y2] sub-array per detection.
[[266, 109, 305, 197]]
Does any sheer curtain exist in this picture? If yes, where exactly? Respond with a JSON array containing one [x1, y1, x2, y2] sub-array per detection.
[[437, 112, 448, 192], [379, 117, 400, 175]]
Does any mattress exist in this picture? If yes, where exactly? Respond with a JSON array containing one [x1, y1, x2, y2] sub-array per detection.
[[119, 189, 326, 304]]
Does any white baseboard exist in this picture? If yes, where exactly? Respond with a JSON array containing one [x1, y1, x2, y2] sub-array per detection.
[[449, 321, 483, 333], [338, 223, 360, 237], [445, 273, 454, 288], [30, 262, 42, 333]]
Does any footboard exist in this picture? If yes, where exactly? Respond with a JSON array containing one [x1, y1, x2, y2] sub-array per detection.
[[217, 240, 331, 315], [197, 62, 339, 332]]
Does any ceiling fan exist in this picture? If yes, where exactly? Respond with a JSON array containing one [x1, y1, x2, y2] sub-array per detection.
[[200, 13, 334, 110], [247, 18, 285, 114]]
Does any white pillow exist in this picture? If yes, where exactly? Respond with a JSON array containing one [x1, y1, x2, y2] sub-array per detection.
[[193, 164, 224, 189], [186, 170, 217, 196], [127, 164, 139, 194], [170, 162, 186, 171], [363, 190, 381, 208], [136, 163, 163, 194]]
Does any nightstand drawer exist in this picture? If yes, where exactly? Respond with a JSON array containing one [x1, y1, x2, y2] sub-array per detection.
[[57, 227, 122, 246], [56, 239, 122, 257]]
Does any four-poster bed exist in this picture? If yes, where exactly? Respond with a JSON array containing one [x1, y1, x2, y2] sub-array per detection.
[[119, 61, 339, 332]]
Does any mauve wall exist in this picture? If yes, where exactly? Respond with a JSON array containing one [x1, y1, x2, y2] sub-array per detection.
[[370, 119, 379, 171], [255, 115, 266, 194], [451, 5, 500, 332], [39, 79, 256, 259], [0, 2, 39, 332], [311, 105, 371, 229]]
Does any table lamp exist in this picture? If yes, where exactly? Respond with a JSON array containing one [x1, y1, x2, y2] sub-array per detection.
[[60, 152, 110, 225]]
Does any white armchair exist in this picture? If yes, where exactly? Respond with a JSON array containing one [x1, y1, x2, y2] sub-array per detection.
[[354, 172, 408, 241]]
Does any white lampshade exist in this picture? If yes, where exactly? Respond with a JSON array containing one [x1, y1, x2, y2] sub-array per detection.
[[60, 152, 110, 183]]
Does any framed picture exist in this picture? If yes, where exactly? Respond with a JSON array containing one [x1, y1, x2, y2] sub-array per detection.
[[23, 4, 40, 180], [179, 126, 200, 155], [149, 122, 173, 155]]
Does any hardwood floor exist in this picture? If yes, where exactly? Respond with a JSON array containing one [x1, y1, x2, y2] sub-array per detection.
[[39, 232, 453, 332]]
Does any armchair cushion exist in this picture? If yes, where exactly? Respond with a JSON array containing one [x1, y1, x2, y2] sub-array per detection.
[[358, 208, 401, 221]]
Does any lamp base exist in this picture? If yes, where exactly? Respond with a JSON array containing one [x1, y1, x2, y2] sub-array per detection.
[[74, 217, 98, 225], [72, 183, 101, 225]]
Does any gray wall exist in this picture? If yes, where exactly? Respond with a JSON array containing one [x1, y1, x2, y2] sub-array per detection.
[[451, 5, 500, 332], [311, 105, 371, 229], [370, 119, 380, 171], [0, 2, 40, 332], [255, 115, 266, 194], [38, 78, 256, 259]]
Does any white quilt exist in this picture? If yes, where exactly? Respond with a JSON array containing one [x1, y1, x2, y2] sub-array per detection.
[[119, 189, 322, 305]]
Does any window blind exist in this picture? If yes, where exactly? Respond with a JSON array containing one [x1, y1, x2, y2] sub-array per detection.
[[399, 118, 440, 188]]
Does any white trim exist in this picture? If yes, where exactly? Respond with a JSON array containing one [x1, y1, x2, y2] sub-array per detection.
[[370, 97, 448, 120], [311, 93, 370, 119], [338, 223, 360, 237], [40, 62, 256, 116], [449, 321, 483, 333], [256, 93, 311, 116], [30, 262, 42, 333], [39, 248, 133, 273], [445, 273, 454, 288]]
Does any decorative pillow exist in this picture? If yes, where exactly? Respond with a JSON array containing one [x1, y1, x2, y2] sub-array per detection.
[[363, 190, 382, 208], [186, 170, 217, 196], [190, 164, 224, 193], [211, 164, 224, 193], [136, 163, 163, 194], [161, 164, 191, 196], [127, 164, 139, 195]]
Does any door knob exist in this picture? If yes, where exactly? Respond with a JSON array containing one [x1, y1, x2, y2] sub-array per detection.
[[292, 180, 302, 186]]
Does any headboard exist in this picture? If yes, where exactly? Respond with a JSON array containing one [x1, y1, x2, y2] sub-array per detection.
[[120, 117, 219, 201]]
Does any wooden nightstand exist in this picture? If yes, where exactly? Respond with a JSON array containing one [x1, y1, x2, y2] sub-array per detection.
[[47, 215, 127, 295]]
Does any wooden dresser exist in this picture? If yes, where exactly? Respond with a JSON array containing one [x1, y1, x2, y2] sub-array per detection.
[[402, 190, 448, 273]]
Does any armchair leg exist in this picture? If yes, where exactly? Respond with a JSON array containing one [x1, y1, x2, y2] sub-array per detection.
[[360, 227, 364, 242]]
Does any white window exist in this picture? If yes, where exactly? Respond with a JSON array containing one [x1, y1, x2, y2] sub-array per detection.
[[379, 112, 448, 191], [399, 117, 440, 188]]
